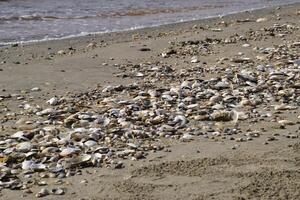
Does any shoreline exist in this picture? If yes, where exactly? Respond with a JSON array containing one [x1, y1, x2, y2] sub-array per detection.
[[0, 2, 299, 48]]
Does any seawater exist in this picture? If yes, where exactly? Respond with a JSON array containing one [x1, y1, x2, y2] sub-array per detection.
[[0, 0, 298, 45]]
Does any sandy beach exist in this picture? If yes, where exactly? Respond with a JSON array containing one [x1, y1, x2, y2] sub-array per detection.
[[0, 3, 300, 200]]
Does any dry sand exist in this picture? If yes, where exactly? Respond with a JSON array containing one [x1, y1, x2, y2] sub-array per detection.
[[1, 3, 300, 200]]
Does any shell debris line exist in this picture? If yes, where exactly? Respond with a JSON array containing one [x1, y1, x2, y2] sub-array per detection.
[[0, 17, 300, 197]]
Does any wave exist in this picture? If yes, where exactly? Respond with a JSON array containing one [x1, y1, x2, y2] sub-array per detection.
[[0, 5, 223, 22], [0, 6, 262, 47]]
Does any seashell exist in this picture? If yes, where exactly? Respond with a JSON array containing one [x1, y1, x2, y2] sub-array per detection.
[[278, 120, 295, 126], [57, 50, 65, 55], [117, 149, 135, 157], [22, 160, 46, 171], [127, 143, 139, 149], [135, 72, 144, 77], [181, 133, 193, 141], [148, 90, 160, 98], [162, 94, 174, 102], [191, 56, 199, 63], [173, 115, 188, 126], [81, 154, 92, 162], [277, 90, 291, 97], [209, 95, 222, 104], [191, 81, 201, 89], [43, 126, 59, 135], [59, 148, 79, 157], [102, 85, 114, 93], [64, 114, 78, 128], [210, 110, 234, 122], [214, 81, 230, 90], [11, 131, 28, 140], [186, 104, 198, 110], [84, 140, 97, 148], [50, 188, 65, 195], [211, 104, 225, 110], [242, 44, 251, 48], [16, 142, 32, 153], [23, 104, 31, 110], [273, 104, 297, 111], [239, 98, 252, 107], [31, 87, 41, 92], [47, 97, 59, 106], [41, 147, 59, 154], [238, 72, 257, 83], [211, 28, 222, 32], [256, 65, 266, 72], [36, 108, 54, 116], [256, 17, 268, 22], [180, 81, 191, 89], [87, 42, 97, 48], [36, 188, 49, 198]]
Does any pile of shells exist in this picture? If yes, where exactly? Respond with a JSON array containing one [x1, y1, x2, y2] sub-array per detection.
[[161, 38, 222, 57], [224, 23, 299, 44]]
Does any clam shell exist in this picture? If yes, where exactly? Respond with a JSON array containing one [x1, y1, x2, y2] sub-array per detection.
[[59, 148, 79, 157], [16, 142, 32, 153], [22, 160, 46, 171], [84, 140, 97, 148]]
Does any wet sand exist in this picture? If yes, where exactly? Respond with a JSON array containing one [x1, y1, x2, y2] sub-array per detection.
[[0, 3, 300, 200]]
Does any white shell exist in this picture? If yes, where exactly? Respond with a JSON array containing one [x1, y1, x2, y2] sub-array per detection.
[[47, 97, 59, 106]]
